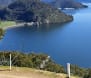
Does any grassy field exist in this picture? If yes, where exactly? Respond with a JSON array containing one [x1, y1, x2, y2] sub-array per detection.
[[0, 66, 80, 78], [0, 21, 16, 29]]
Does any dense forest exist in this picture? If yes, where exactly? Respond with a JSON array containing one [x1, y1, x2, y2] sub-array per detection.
[[0, 0, 73, 24]]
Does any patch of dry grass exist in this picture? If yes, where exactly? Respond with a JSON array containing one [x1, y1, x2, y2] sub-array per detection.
[[0, 66, 80, 78], [0, 21, 16, 29]]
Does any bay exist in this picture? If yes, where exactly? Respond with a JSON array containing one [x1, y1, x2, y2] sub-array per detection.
[[0, 3, 91, 67]]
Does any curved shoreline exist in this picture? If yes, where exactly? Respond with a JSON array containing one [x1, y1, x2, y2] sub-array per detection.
[[1, 22, 34, 30], [2, 23, 25, 30]]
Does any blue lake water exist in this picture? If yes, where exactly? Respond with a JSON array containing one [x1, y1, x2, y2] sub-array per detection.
[[0, 3, 91, 68]]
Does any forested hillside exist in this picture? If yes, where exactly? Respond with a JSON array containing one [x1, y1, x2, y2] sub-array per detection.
[[0, 0, 73, 24]]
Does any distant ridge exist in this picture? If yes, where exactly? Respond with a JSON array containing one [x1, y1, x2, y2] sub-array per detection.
[[43, 0, 88, 9]]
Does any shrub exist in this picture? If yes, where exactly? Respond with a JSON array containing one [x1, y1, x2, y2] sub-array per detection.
[[0, 51, 65, 73]]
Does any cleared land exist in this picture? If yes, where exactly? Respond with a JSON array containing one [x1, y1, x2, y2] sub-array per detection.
[[0, 21, 16, 29], [0, 66, 80, 78]]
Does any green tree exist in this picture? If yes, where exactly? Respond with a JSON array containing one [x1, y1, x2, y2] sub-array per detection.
[[0, 28, 4, 39], [84, 69, 91, 78], [70, 64, 87, 77]]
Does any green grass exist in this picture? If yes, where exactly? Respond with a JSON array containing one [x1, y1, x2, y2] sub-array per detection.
[[0, 21, 16, 29]]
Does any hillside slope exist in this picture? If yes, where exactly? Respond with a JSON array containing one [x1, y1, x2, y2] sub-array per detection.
[[8, 0, 72, 24], [0, 0, 73, 24], [0, 66, 79, 78]]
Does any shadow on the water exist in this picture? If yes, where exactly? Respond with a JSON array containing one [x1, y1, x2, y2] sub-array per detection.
[[36, 22, 71, 32], [62, 9, 78, 15], [7, 22, 72, 33]]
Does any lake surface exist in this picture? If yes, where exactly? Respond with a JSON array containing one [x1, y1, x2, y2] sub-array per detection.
[[0, 3, 91, 68]]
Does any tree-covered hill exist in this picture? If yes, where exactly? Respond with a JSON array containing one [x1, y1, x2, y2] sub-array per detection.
[[0, 0, 73, 24], [50, 0, 88, 9]]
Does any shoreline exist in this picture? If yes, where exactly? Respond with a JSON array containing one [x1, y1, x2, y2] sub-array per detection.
[[2, 23, 26, 30], [1, 22, 34, 30]]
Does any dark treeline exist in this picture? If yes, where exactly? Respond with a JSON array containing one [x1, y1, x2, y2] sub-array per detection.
[[0, 51, 91, 78]]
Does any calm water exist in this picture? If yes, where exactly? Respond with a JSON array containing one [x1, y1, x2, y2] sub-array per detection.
[[0, 4, 91, 67]]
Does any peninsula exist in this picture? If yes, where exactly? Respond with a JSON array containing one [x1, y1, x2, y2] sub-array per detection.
[[0, 0, 73, 27]]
